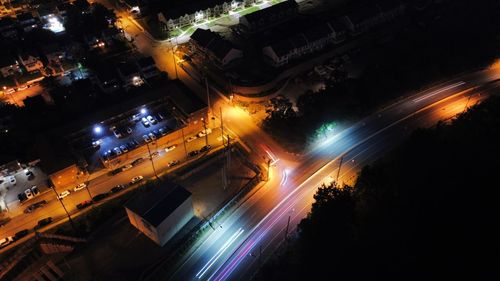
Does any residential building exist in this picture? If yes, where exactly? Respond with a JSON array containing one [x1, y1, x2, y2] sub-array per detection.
[[190, 28, 242, 68], [136, 56, 161, 79], [262, 22, 339, 67], [17, 52, 44, 73], [101, 27, 124, 46], [158, 0, 259, 33], [340, 0, 405, 35], [42, 44, 66, 65], [116, 61, 143, 88], [0, 55, 20, 77], [16, 11, 38, 32], [239, 0, 298, 34], [94, 66, 120, 93], [125, 181, 194, 246]]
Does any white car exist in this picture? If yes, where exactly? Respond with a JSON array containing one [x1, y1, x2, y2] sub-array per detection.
[[130, 175, 144, 184], [165, 145, 177, 152], [8, 176, 16, 185], [121, 164, 133, 171], [74, 183, 87, 192], [141, 117, 150, 127], [186, 135, 197, 142], [0, 236, 14, 249], [143, 134, 151, 143], [113, 147, 122, 155], [197, 128, 212, 137], [146, 115, 157, 125], [24, 189, 34, 200], [58, 190, 71, 200], [148, 132, 157, 140]]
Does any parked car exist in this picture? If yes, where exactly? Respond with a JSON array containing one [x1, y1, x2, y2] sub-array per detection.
[[24, 200, 47, 213], [186, 136, 197, 142], [0, 236, 14, 249], [76, 200, 93, 209], [0, 217, 12, 227], [131, 157, 144, 166], [109, 168, 122, 176], [143, 134, 151, 143], [126, 127, 133, 134], [24, 189, 34, 200], [111, 184, 125, 193], [159, 127, 167, 136], [13, 229, 29, 241], [25, 169, 34, 180], [197, 128, 212, 137], [165, 145, 177, 152], [35, 217, 53, 229], [148, 132, 157, 140], [17, 193, 28, 203], [146, 115, 157, 125], [200, 145, 212, 153], [92, 193, 108, 202], [120, 144, 129, 153], [31, 186, 40, 196], [150, 151, 160, 158], [188, 150, 200, 157], [111, 127, 123, 138], [121, 164, 133, 171], [9, 176, 16, 185], [74, 183, 87, 192], [92, 139, 102, 148], [141, 117, 150, 127], [113, 147, 122, 155], [57, 190, 71, 200], [130, 175, 144, 184], [152, 130, 160, 137], [168, 160, 179, 167]]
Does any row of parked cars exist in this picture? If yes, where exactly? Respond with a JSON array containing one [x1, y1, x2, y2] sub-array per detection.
[[0, 215, 53, 250], [17, 186, 40, 203]]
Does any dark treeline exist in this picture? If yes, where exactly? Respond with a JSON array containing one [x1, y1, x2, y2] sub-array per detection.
[[257, 94, 500, 281]]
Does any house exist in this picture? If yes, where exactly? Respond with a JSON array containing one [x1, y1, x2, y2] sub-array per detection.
[[94, 66, 120, 93], [0, 17, 17, 38], [136, 56, 161, 79], [190, 28, 242, 68], [125, 182, 194, 246], [158, 0, 244, 33], [239, 0, 298, 34], [206, 39, 243, 68], [0, 55, 21, 77], [101, 27, 124, 45], [262, 22, 337, 67], [340, 1, 405, 35], [116, 61, 143, 88], [16, 12, 38, 32], [42, 44, 66, 65], [84, 33, 105, 49], [17, 52, 44, 73]]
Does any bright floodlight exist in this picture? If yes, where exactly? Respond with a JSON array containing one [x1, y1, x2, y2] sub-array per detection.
[[93, 125, 102, 134], [140, 108, 147, 114], [44, 15, 65, 33]]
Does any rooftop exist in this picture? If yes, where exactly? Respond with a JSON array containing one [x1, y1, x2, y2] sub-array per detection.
[[241, 0, 298, 24], [160, 0, 228, 20], [190, 28, 220, 49], [125, 181, 192, 227]]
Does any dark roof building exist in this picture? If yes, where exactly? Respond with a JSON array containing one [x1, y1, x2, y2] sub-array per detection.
[[125, 181, 194, 246], [239, 0, 298, 33]]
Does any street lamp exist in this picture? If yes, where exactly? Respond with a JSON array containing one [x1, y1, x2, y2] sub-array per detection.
[[93, 125, 102, 134], [141, 108, 147, 115], [201, 117, 209, 146]]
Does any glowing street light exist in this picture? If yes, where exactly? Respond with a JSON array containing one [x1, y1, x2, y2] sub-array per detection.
[[140, 108, 147, 115], [93, 125, 102, 134]]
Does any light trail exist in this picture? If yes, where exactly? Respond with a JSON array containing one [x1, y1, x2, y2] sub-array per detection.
[[196, 228, 244, 279], [412, 81, 465, 103]]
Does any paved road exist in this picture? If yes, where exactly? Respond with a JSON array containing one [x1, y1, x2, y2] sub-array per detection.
[[0, 128, 230, 252], [160, 69, 500, 281]]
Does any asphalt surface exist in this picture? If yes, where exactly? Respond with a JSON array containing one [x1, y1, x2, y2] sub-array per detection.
[[162, 69, 500, 281]]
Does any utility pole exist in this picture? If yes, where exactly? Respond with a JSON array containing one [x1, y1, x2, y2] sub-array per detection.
[[171, 40, 178, 79], [335, 155, 344, 186], [202, 117, 209, 146], [181, 127, 188, 159], [50, 187, 77, 233], [205, 76, 211, 115], [220, 107, 225, 147], [146, 142, 159, 179]]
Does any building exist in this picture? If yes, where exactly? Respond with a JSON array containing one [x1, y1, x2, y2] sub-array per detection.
[[0, 55, 20, 77], [17, 52, 44, 73], [16, 11, 38, 32], [125, 182, 194, 246], [340, 0, 405, 35], [190, 28, 242, 68], [94, 66, 120, 93], [262, 21, 342, 67], [116, 60, 144, 88], [158, 0, 259, 34], [136, 56, 161, 79], [239, 0, 298, 34]]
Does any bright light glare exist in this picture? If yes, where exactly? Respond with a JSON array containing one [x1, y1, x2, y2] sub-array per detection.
[[140, 108, 147, 114], [93, 125, 102, 134], [44, 15, 65, 33], [196, 228, 244, 279]]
